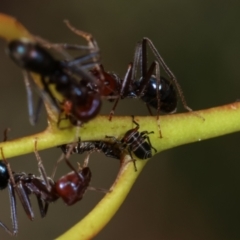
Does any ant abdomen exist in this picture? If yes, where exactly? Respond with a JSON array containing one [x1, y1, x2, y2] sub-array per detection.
[[55, 167, 91, 206], [139, 76, 177, 113], [130, 140, 153, 159], [71, 94, 102, 122]]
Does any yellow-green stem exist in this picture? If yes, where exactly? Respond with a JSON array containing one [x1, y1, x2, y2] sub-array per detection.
[[1, 13, 240, 240]]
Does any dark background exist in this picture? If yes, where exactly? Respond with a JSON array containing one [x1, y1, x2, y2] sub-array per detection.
[[0, 1, 240, 239]]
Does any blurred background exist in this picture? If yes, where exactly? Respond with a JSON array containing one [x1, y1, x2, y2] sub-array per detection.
[[0, 1, 240, 239]]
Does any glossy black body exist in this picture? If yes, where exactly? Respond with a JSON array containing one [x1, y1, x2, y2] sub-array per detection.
[[134, 76, 177, 113], [7, 39, 101, 123], [0, 162, 9, 190]]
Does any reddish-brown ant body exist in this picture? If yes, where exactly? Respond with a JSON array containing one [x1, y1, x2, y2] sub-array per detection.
[[0, 139, 105, 236], [91, 38, 196, 137]]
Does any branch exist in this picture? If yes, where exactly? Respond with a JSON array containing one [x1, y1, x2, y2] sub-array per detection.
[[1, 13, 240, 240]]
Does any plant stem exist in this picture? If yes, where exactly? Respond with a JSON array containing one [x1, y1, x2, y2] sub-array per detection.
[[1, 13, 240, 240]]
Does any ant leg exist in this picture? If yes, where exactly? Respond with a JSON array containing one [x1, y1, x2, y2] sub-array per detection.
[[52, 151, 79, 180], [61, 142, 85, 182], [43, 43, 92, 51], [64, 20, 104, 82], [1, 139, 35, 222], [7, 183, 17, 234], [0, 183, 18, 236], [144, 38, 187, 105], [143, 38, 205, 121], [3, 128, 11, 142], [57, 112, 73, 130], [131, 40, 155, 95], [51, 139, 80, 178], [81, 154, 109, 193], [0, 182, 18, 235], [74, 123, 81, 144], [34, 139, 51, 191], [87, 186, 109, 193], [64, 20, 99, 51], [0, 149, 30, 224], [105, 135, 137, 171], [141, 132, 157, 153], [15, 180, 34, 220], [0, 223, 16, 236], [109, 64, 132, 120], [154, 61, 163, 138], [35, 36, 101, 84], [131, 115, 140, 129], [36, 195, 49, 218], [109, 97, 120, 121], [51, 153, 65, 179], [0, 149, 35, 221], [133, 39, 155, 95], [133, 39, 163, 137], [138, 62, 156, 94], [34, 34, 93, 52], [66, 52, 100, 70], [126, 148, 137, 172], [131, 41, 144, 80]]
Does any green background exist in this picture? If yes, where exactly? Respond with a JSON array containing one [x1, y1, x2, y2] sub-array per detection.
[[0, 1, 240, 239]]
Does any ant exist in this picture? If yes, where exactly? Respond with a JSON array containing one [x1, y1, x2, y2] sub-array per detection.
[[0, 137, 106, 236], [58, 138, 121, 160], [106, 116, 157, 171], [91, 38, 202, 137], [7, 21, 103, 126]]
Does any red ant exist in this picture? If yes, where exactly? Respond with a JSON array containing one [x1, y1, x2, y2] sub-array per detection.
[[91, 38, 201, 137], [0, 138, 106, 236]]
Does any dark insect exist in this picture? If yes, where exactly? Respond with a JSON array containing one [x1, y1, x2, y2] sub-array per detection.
[[91, 38, 196, 137], [106, 116, 157, 170], [59, 139, 121, 160], [6, 21, 102, 126], [0, 139, 106, 236]]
